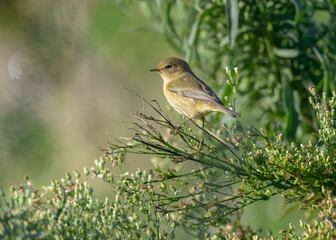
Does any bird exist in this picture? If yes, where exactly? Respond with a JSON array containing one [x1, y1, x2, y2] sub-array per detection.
[[150, 57, 240, 149]]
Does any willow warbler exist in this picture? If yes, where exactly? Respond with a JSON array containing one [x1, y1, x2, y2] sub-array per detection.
[[150, 57, 240, 147]]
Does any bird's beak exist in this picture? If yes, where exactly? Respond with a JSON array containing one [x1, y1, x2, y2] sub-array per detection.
[[149, 67, 160, 72]]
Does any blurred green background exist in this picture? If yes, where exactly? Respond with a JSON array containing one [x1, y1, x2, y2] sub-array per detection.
[[0, 0, 173, 186], [0, 0, 316, 237]]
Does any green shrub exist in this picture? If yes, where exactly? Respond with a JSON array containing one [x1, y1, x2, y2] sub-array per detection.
[[1, 85, 335, 239], [115, 0, 336, 140], [1, 1, 336, 239]]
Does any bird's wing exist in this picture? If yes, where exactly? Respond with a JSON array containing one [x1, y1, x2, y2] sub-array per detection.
[[167, 74, 223, 105]]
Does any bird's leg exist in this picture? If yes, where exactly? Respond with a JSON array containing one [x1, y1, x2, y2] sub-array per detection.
[[172, 118, 190, 135], [199, 117, 205, 150]]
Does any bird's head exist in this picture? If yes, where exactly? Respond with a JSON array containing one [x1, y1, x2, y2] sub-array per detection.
[[150, 57, 191, 81]]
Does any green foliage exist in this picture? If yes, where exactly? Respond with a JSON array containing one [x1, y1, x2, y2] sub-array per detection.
[[1, 1, 336, 239], [1, 84, 336, 239], [115, 0, 336, 140]]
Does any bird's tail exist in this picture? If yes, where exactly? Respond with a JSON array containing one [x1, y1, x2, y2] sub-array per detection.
[[220, 106, 241, 118]]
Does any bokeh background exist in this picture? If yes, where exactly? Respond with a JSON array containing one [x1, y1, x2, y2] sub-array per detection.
[[0, 0, 173, 186], [0, 0, 317, 237]]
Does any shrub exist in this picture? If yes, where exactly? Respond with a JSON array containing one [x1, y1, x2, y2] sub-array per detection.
[[1, 84, 335, 239]]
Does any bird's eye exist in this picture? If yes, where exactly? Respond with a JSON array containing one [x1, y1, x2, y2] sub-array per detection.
[[165, 64, 172, 69]]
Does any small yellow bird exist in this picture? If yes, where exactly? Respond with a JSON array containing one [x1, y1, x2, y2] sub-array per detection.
[[150, 57, 240, 148]]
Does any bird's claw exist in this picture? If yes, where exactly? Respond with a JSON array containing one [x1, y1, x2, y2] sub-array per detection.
[[170, 126, 180, 135], [198, 138, 204, 151]]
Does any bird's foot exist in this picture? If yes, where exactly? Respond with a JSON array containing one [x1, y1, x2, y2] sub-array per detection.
[[170, 126, 180, 136], [198, 138, 204, 151]]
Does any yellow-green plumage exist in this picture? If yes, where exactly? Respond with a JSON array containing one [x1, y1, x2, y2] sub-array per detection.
[[150, 57, 240, 120]]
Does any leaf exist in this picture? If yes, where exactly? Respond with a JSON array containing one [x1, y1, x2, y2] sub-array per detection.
[[186, 14, 201, 62], [226, 0, 239, 49], [313, 46, 332, 93], [290, 0, 304, 24], [273, 48, 299, 58], [282, 71, 299, 139]]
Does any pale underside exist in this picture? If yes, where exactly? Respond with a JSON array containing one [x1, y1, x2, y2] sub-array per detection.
[[162, 72, 238, 119]]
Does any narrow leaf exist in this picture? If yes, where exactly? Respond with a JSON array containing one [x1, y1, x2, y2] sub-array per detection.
[[273, 48, 299, 58], [226, 0, 239, 49], [290, 0, 304, 24]]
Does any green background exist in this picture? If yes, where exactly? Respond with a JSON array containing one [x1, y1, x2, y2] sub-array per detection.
[[0, 0, 316, 237]]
